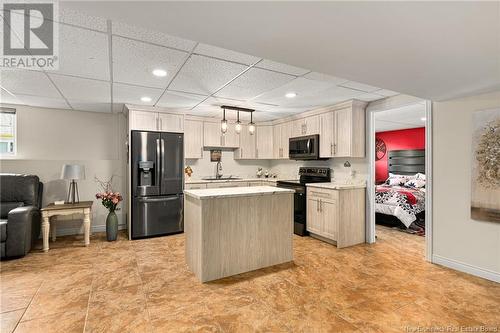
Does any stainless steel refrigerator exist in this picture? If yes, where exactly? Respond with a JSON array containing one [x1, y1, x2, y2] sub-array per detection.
[[131, 131, 184, 239]]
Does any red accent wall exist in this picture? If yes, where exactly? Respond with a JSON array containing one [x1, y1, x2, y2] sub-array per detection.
[[375, 127, 425, 182]]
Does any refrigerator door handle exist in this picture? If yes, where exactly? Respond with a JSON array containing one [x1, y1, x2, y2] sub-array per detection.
[[161, 138, 165, 184], [156, 138, 161, 187], [137, 196, 180, 203]]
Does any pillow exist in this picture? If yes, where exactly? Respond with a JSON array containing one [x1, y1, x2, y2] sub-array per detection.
[[405, 178, 426, 188], [416, 173, 426, 181], [385, 174, 407, 186]]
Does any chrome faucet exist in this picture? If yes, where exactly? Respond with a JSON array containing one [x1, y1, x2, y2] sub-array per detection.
[[215, 161, 223, 179]]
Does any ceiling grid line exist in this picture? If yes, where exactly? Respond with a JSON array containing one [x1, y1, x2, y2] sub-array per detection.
[[189, 58, 264, 111], [153, 42, 200, 107]]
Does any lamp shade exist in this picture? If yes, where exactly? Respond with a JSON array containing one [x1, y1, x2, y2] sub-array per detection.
[[60, 164, 85, 180]]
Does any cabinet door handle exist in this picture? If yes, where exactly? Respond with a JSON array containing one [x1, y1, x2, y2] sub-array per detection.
[[330, 143, 333, 155], [200, 147, 203, 156], [316, 200, 319, 212], [160, 117, 163, 130], [256, 148, 258, 159], [333, 143, 337, 155]]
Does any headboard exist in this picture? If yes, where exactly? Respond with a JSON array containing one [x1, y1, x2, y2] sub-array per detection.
[[388, 149, 425, 175]]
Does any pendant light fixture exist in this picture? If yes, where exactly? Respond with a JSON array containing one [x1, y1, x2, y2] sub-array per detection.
[[220, 107, 228, 134], [248, 112, 255, 135], [235, 111, 242, 134], [219, 105, 255, 135]]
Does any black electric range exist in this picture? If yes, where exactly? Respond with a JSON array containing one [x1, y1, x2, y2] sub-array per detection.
[[277, 167, 331, 236]]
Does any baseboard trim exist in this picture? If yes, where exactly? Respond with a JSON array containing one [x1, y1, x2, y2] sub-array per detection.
[[432, 254, 500, 283], [55, 224, 127, 237]]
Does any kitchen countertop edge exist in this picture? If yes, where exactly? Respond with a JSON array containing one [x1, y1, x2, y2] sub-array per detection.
[[184, 186, 295, 200]]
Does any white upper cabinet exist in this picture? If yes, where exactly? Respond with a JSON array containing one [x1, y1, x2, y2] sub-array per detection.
[[291, 115, 320, 137], [129, 109, 184, 133], [235, 124, 256, 159], [318, 101, 366, 158], [203, 122, 221, 147], [129, 110, 158, 131], [256, 126, 273, 159], [158, 113, 184, 133], [273, 121, 291, 159], [184, 119, 203, 159], [319, 111, 335, 158], [203, 121, 240, 148]]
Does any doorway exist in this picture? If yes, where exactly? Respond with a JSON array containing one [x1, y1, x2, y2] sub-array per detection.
[[366, 98, 433, 261]]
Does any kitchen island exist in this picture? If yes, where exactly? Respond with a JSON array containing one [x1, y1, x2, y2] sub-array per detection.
[[184, 186, 294, 282]]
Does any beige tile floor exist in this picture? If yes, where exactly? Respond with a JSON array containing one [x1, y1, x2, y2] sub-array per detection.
[[0, 226, 498, 332]]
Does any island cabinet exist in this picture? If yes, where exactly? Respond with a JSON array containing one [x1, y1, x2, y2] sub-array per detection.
[[273, 122, 291, 159], [184, 120, 204, 159], [184, 186, 294, 282], [306, 185, 365, 248], [319, 100, 366, 158], [203, 121, 239, 148], [129, 110, 184, 133]]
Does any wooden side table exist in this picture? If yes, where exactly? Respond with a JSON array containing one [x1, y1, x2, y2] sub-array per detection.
[[40, 201, 93, 252]]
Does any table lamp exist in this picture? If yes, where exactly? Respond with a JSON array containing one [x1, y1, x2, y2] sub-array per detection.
[[61, 164, 85, 204]]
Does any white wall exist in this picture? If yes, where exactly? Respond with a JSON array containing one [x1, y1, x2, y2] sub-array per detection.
[[269, 158, 368, 183], [186, 151, 271, 180], [0, 104, 128, 235], [432, 90, 500, 281]]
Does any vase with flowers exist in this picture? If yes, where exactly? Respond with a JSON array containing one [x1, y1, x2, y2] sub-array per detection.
[[95, 176, 123, 241]]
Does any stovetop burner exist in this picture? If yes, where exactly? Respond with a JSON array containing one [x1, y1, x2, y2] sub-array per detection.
[[277, 167, 331, 186]]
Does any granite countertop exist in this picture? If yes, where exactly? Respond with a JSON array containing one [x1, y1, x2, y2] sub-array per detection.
[[185, 178, 296, 184], [184, 186, 295, 200], [306, 182, 367, 190]]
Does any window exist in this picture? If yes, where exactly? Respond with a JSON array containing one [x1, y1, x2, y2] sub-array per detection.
[[0, 108, 16, 156]]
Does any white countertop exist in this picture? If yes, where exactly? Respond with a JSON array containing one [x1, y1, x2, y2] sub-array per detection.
[[185, 178, 296, 184], [184, 186, 295, 200], [306, 182, 367, 190]]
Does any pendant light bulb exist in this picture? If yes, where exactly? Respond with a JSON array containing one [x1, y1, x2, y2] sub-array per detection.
[[248, 111, 255, 135], [235, 111, 242, 134], [221, 108, 228, 134]]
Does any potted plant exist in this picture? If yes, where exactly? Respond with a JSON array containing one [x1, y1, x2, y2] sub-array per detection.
[[95, 177, 123, 241]]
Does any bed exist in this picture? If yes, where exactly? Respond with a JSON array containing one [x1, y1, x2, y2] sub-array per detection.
[[375, 149, 426, 233]]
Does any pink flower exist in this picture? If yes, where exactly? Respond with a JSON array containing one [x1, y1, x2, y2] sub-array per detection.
[[112, 198, 119, 204]]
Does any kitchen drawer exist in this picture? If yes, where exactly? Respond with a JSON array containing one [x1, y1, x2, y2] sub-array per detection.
[[307, 187, 338, 201], [185, 183, 207, 190]]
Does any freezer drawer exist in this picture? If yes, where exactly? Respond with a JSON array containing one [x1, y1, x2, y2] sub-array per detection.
[[132, 195, 184, 239]]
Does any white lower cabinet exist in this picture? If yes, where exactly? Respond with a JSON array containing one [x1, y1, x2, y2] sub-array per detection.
[[306, 186, 365, 248]]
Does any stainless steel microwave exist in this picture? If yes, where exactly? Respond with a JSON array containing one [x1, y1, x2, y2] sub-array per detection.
[[289, 134, 320, 160]]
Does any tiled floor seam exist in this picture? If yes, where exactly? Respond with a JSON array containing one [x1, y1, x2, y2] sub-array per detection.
[[13, 281, 43, 332], [82, 263, 98, 333], [133, 250, 154, 332]]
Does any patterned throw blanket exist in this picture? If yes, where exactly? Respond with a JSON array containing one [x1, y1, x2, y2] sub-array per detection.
[[375, 185, 425, 228]]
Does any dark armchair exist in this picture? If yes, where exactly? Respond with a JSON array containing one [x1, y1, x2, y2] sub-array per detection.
[[0, 174, 43, 259]]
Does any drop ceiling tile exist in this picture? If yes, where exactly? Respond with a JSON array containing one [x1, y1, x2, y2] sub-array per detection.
[[0, 89, 22, 104], [302, 72, 349, 85], [374, 89, 400, 97], [156, 90, 206, 109], [70, 102, 111, 113], [58, 8, 107, 32], [113, 83, 163, 105], [216, 68, 295, 101], [374, 103, 426, 123], [194, 43, 260, 65], [0, 70, 61, 98], [113, 36, 188, 88], [339, 81, 380, 93], [49, 74, 110, 102], [112, 21, 196, 51], [8, 94, 70, 109], [169, 55, 247, 96], [375, 120, 424, 132], [54, 23, 110, 80], [252, 77, 335, 105], [355, 92, 385, 102], [256, 60, 309, 76]]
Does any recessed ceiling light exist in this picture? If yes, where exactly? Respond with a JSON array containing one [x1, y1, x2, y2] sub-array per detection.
[[152, 69, 167, 77], [141, 96, 152, 102], [421, 117, 427, 121], [285, 92, 297, 98]]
